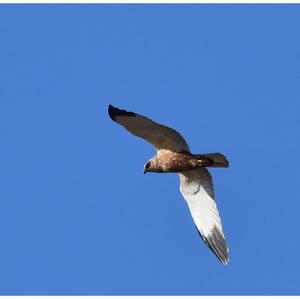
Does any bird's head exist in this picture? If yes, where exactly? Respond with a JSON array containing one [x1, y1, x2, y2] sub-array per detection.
[[143, 157, 163, 174], [143, 159, 154, 174]]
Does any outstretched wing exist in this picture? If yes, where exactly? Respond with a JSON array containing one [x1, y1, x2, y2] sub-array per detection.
[[179, 168, 229, 265], [108, 105, 190, 152]]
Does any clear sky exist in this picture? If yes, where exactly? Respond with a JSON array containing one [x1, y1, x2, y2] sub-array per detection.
[[0, 4, 300, 295]]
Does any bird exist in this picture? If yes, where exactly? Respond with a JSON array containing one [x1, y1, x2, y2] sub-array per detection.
[[108, 104, 230, 265]]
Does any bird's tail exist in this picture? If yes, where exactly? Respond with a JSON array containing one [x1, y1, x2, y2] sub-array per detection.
[[193, 153, 229, 168]]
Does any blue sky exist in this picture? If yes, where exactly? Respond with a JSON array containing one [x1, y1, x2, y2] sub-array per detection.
[[0, 4, 300, 295]]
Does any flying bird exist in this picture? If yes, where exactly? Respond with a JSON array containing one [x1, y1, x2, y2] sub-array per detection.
[[108, 105, 230, 265]]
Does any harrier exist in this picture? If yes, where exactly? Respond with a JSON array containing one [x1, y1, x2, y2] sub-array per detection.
[[108, 105, 230, 265]]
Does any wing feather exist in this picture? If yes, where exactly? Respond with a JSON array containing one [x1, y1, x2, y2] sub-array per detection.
[[179, 168, 229, 265], [108, 105, 190, 152]]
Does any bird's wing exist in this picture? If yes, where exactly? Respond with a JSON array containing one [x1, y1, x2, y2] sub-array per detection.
[[108, 105, 190, 152], [179, 168, 229, 265]]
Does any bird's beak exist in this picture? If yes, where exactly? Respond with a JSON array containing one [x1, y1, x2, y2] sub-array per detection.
[[143, 169, 147, 174]]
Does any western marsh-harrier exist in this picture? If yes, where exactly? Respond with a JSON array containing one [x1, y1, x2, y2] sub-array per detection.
[[108, 105, 229, 265]]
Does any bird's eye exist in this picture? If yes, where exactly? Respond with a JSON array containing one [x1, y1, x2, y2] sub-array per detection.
[[145, 162, 151, 169]]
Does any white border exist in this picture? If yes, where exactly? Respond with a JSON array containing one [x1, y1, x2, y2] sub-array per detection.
[[0, 0, 299, 294], [0, 296, 300, 298], [1, 0, 300, 3]]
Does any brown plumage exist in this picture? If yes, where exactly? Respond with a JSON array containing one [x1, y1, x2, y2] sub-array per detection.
[[108, 105, 230, 265], [145, 150, 228, 173]]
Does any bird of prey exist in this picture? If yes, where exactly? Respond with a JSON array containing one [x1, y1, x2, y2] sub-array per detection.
[[108, 105, 230, 265]]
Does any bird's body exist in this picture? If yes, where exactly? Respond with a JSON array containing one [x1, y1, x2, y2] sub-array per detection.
[[149, 149, 227, 173], [149, 150, 204, 173], [108, 104, 230, 265]]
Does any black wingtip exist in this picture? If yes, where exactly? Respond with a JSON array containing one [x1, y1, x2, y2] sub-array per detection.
[[108, 104, 117, 121], [196, 225, 229, 266], [108, 105, 136, 121]]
